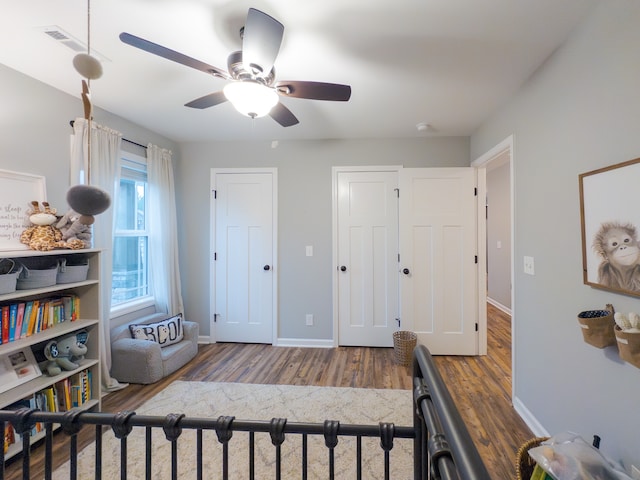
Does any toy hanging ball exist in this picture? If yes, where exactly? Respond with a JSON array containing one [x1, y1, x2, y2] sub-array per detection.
[[67, 184, 111, 225], [73, 53, 103, 80]]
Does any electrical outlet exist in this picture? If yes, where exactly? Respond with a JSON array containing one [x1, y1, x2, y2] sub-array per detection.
[[631, 465, 640, 480], [305, 314, 313, 326], [523, 256, 535, 275]]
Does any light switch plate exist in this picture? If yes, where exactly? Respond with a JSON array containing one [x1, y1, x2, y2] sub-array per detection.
[[306, 245, 313, 257], [523, 256, 535, 275]]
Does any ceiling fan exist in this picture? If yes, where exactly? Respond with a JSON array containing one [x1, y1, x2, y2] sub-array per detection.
[[119, 8, 351, 127]]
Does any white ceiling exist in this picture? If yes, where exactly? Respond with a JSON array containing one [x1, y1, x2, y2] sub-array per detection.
[[0, 0, 597, 143]]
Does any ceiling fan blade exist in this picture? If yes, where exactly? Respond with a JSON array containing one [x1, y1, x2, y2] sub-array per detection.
[[184, 92, 228, 109], [275, 81, 351, 101], [242, 8, 284, 75], [269, 102, 299, 127], [119, 32, 230, 80]]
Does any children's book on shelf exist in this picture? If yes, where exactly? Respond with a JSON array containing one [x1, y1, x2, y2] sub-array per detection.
[[4, 419, 15, 454], [70, 369, 92, 407], [0, 295, 80, 345], [14, 302, 25, 341], [4, 398, 41, 445], [2, 379, 71, 451], [0, 347, 42, 394], [1, 305, 8, 344], [8, 303, 17, 342], [20, 301, 31, 338], [3, 369, 94, 453]]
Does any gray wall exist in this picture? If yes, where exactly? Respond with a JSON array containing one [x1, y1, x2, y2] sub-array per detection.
[[487, 162, 511, 309], [471, 1, 639, 470], [6, 1, 639, 468], [177, 138, 469, 339], [0, 63, 179, 210]]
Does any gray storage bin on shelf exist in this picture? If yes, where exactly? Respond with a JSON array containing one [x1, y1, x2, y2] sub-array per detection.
[[0, 258, 21, 294], [57, 255, 89, 284], [16, 257, 58, 290]]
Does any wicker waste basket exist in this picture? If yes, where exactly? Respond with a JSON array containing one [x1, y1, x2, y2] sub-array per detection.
[[393, 331, 417, 366], [516, 437, 549, 480]]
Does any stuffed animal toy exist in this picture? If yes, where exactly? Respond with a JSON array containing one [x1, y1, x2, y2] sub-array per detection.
[[20, 201, 84, 251], [43, 330, 89, 376], [56, 209, 92, 248], [20, 201, 60, 251]]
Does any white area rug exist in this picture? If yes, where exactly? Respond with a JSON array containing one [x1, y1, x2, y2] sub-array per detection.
[[53, 382, 414, 479]]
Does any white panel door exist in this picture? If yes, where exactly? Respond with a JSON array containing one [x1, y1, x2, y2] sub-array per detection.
[[399, 168, 478, 355], [337, 170, 399, 347], [213, 171, 275, 344]]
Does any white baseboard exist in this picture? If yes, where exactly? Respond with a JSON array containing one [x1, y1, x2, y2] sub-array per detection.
[[276, 338, 335, 348], [487, 297, 512, 315], [198, 336, 335, 348], [513, 396, 549, 437]]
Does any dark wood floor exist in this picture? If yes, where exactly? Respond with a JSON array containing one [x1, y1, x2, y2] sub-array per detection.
[[4, 303, 531, 479]]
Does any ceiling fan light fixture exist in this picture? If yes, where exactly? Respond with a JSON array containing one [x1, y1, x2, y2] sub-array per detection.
[[223, 81, 278, 118]]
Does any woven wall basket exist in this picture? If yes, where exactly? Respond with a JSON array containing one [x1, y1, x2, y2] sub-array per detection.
[[577, 306, 616, 348], [614, 326, 640, 369]]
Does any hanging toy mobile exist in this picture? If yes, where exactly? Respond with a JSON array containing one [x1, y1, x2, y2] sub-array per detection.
[[64, 0, 111, 246]]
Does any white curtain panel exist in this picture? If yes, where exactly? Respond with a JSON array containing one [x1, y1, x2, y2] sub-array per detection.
[[70, 119, 88, 184], [71, 118, 125, 392], [147, 144, 184, 316]]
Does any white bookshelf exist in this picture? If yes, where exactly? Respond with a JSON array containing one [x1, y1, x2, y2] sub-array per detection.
[[0, 248, 102, 458]]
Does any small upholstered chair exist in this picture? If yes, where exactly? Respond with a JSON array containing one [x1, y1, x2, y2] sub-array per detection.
[[110, 313, 199, 384]]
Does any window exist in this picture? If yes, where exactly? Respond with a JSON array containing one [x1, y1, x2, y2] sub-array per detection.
[[111, 153, 151, 309]]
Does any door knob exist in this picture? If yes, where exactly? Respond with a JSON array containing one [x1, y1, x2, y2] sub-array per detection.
[[264, 265, 271, 271], [340, 265, 347, 272], [403, 268, 410, 275]]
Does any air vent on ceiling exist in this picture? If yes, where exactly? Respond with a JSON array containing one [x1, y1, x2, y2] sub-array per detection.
[[43, 28, 86, 52], [37, 25, 110, 61]]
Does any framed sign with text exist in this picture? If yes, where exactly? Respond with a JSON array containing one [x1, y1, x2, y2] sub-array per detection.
[[0, 170, 47, 251]]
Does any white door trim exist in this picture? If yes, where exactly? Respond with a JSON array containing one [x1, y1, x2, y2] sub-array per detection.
[[331, 165, 402, 347], [209, 167, 278, 344], [472, 135, 515, 383]]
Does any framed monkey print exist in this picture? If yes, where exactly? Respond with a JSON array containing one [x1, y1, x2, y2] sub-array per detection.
[[580, 157, 640, 297]]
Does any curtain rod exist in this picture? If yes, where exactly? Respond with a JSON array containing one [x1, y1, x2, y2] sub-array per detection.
[[69, 120, 147, 150]]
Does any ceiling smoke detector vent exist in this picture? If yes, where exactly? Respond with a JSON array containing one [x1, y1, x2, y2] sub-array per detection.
[[38, 25, 110, 62]]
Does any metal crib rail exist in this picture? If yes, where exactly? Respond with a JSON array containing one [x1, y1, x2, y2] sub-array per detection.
[[0, 409, 414, 480], [413, 344, 492, 480], [0, 345, 490, 480]]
